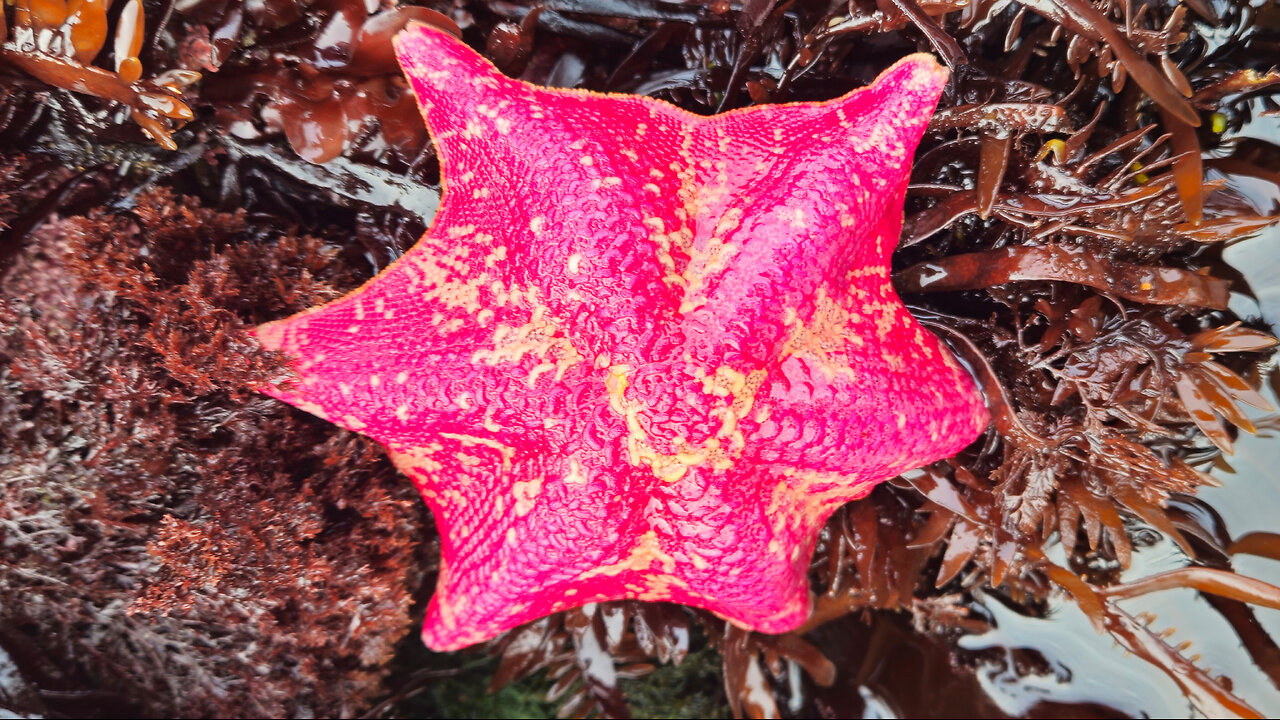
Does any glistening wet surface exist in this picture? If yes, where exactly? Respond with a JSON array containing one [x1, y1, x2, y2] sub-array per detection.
[[2, 0, 1277, 716]]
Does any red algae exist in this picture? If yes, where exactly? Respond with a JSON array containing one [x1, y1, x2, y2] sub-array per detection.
[[0, 185, 429, 716]]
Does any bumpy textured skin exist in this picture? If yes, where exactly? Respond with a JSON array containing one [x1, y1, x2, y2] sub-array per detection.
[[255, 24, 990, 651]]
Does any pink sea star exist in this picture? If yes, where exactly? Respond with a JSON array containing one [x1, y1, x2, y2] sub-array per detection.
[[256, 23, 990, 651]]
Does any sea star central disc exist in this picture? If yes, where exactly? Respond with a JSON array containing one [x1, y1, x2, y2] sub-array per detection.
[[256, 23, 989, 651]]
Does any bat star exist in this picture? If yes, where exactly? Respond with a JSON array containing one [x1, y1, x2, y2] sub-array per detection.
[[256, 23, 990, 651]]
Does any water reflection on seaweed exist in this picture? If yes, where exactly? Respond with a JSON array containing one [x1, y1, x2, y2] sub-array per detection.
[[810, 403, 1280, 718], [961, 591, 1183, 716], [951, 395, 1280, 718], [992, 88, 1280, 720]]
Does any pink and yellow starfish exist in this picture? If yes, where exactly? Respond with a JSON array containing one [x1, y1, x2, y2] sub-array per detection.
[[256, 23, 989, 651]]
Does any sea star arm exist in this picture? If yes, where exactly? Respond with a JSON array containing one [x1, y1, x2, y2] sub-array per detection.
[[410, 448, 833, 647], [394, 24, 693, 363], [677, 55, 951, 370], [259, 24, 703, 444], [253, 228, 593, 449], [631, 463, 825, 633], [625, 56, 985, 476], [395, 439, 661, 650], [753, 176, 991, 476]]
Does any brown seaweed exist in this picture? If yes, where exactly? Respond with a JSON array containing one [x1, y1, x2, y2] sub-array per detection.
[[2, 0, 1280, 717]]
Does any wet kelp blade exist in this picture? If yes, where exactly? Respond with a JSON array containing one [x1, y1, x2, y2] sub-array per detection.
[[897, 244, 1230, 308]]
